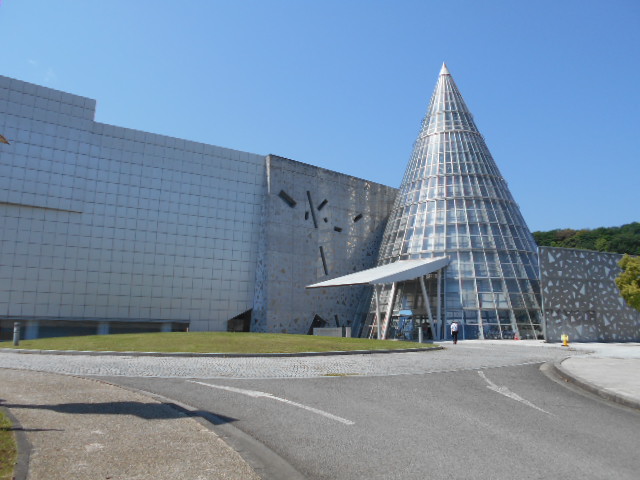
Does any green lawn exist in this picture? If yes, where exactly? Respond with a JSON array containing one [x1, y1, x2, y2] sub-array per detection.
[[2, 332, 436, 354], [0, 411, 17, 480]]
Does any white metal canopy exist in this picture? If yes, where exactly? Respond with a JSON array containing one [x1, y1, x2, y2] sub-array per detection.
[[306, 256, 449, 289]]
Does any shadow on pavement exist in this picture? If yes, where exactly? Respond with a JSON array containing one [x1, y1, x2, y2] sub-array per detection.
[[0, 399, 238, 424], [1, 425, 62, 432]]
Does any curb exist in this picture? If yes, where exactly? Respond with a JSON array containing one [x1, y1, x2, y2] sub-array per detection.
[[551, 358, 640, 411], [0, 345, 443, 358], [0, 405, 31, 480]]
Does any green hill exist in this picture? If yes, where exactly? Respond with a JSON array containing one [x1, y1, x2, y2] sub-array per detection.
[[533, 222, 640, 255]]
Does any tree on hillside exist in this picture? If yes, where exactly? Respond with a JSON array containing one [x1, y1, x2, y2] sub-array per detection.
[[609, 234, 640, 256], [595, 237, 610, 252], [533, 222, 640, 255], [616, 255, 640, 311]]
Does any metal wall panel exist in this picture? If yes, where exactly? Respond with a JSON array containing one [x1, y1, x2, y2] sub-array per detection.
[[0, 75, 266, 333]]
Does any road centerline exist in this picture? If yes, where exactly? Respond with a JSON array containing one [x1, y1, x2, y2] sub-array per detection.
[[189, 380, 355, 425]]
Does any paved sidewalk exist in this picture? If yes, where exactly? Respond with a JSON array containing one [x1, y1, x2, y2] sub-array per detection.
[[0, 368, 260, 480], [550, 342, 640, 410]]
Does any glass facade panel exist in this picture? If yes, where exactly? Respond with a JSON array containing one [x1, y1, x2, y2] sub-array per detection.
[[367, 64, 541, 339]]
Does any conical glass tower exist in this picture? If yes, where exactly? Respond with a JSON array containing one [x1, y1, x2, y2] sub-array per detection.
[[366, 64, 542, 340]]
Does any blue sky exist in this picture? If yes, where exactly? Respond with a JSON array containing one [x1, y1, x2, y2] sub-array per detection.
[[1, 0, 638, 232]]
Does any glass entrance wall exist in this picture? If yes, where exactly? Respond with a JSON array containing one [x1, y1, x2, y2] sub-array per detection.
[[365, 271, 444, 340], [383, 277, 439, 340], [367, 64, 542, 339]]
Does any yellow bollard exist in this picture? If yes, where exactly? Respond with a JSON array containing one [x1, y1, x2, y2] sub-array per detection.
[[561, 334, 569, 347]]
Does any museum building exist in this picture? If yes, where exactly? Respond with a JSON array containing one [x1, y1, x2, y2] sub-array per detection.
[[0, 67, 637, 342]]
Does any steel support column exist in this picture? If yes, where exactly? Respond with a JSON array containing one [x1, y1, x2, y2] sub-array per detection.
[[381, 282, 397, 339], [373, 284, 382, 340], [419, 275, 436, 340]]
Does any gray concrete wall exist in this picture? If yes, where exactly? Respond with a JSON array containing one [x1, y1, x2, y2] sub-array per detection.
[[0, 75, 266, 332], [0, 76, 399, 337], [539, 246, 640, 342], [252, 155, 397, 334]]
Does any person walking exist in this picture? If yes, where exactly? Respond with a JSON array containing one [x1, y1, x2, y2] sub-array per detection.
[[450, 321, 460, 344]]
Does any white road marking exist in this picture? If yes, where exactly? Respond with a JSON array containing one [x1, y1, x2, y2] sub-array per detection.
[[478, 371, 552, 415], [189, 381, 355, 425]]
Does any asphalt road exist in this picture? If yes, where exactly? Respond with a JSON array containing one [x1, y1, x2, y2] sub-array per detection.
[[100, 346, 640, 480]]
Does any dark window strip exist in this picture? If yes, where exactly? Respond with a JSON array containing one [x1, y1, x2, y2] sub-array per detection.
[[278, 190, 297, 208]]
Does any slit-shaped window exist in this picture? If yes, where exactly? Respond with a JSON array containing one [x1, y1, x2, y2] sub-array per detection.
[[278, 190, 296, 208]]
